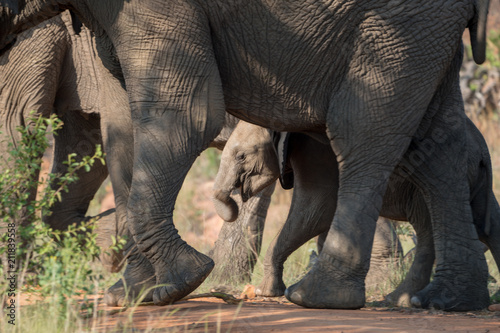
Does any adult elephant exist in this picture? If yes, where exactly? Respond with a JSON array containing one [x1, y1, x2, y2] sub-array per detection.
[[0, 0, 490, 310], [0, 9, 269, 288], [213, 114, 500, 307]]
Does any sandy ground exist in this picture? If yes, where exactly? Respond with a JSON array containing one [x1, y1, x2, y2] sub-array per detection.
[[83, 296, 500, 333]]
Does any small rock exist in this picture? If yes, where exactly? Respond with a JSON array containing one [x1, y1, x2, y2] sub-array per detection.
[[239, 284, 256, 299], [488, 304, 500, 312]]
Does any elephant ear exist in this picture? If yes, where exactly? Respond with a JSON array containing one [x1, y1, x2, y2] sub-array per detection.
[[275, 132, 294, 190]]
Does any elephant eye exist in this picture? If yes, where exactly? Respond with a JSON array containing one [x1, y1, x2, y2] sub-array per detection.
[[236, 152, 246, 162]]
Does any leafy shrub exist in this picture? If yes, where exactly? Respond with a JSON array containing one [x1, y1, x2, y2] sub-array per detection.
[[0, 114, 119, 327]]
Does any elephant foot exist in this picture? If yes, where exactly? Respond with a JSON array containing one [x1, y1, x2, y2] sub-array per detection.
[[104, 249, 156, 306], [284, 253, 365, 309], [386, 285, 416, 307], [152, 245, 214, 306], [385, 272, 431, 307], [256, 274, 286, 297], [410, 277, 490, 311]]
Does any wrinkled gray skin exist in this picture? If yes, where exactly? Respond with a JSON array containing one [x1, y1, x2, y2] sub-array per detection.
[[0, 11, 126, 272], [0, 12, 267, 298], [309, 217, 403, 291], [212, 123, 404, 288], [214, 116, 500, 307], [0, 0, 491, 310]]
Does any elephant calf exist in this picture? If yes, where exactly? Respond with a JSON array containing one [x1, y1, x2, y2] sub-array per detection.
[[213, 119, 500, 307]]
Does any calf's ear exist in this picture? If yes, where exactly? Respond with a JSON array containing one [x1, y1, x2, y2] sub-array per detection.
[[276, 132, 294, 190]]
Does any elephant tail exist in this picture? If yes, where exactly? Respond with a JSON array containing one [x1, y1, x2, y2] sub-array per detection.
[[468, 0, 490, 64], [483, 149, 493, 236]]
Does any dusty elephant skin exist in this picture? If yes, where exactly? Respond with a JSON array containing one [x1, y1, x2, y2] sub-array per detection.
[[208, 113, 275, 285], [0, 10, 267, 303], [0, 0, 491, 310], [209, 183, 275, 285], [0, 11, 126, 272], [214, 109, 498, 309]]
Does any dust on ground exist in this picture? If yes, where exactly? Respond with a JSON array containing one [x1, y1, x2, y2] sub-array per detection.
[[79, 295, 500, 332]]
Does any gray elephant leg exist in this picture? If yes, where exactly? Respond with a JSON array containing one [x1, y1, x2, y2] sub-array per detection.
[[210, 182, 275, 285], [86, 57, 157, 306], [101, 120, 157, 307], [0, 116, 42, 268], [117, 5, 226, 305], [365, 218, 403, 289], [257, 133, 337, 297], [407, 50, 489, 311], [256, 204, 332, 297], [104, 238, 157, 306], [466, 121, 500, 280], [385, 195, 435, 306], [285, 74, 428, 308], [256, 193, 334, 297], [411, 179, 488, 310], [0, 15, 69, 263], [475, 194, 500, 296]]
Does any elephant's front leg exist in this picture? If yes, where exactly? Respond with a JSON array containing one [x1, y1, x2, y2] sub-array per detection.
[[385, 194, 435, 306], [256, 192, 334, 297], [257, 133, 338, 297], [116, 5, 226, 305], [127, 100, 224, 305]]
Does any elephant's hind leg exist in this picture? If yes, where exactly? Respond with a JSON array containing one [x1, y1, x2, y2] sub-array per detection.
[[285, 76, 428, 309], [408, 50, 489, 311]]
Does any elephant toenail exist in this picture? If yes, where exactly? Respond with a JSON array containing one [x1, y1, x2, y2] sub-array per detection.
[[410, 296, 422, 308]]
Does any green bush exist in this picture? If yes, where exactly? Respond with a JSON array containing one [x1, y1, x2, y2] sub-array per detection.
[[486, 30, 500, 68], [0, 114, 120, 330]]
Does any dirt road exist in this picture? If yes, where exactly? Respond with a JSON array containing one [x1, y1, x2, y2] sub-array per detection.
[[89, 296, 500, 332]]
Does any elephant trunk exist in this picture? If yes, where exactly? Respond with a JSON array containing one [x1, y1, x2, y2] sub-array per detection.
[[469, 0, 490, 64], [212, 189, 239, 222], [212, 146, 241, 222]]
